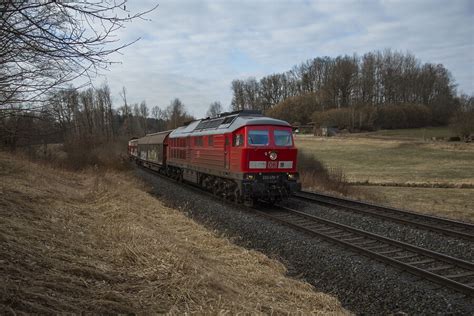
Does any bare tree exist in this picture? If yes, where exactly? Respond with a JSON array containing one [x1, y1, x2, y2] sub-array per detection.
[[206, 101, 222, 117], [0, 1, 157, 110], [231, 80, 246, 111], [139, 101, 149, 134], [165, 98, 193, 129], [151, 105, 162, 120]]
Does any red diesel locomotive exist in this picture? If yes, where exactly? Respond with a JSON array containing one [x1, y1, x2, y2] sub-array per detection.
[[128, 110, 300, 203]]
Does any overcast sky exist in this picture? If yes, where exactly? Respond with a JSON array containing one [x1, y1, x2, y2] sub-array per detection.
[[95, 0, 474, 117]]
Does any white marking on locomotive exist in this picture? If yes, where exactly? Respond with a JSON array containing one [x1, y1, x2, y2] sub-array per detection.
[[267, 161, 278, 169], [278, 161, 293, 169], [249, 161, 267, 169]]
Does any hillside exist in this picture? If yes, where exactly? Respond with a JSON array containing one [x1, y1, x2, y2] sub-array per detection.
[[0, 152, 347, 314]]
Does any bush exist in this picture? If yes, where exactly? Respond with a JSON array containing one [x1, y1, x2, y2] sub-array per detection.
[[312, 108, 352, 129], [61, 137, 130, 171], [267, 93, 322, 125], [376, 104, 432, 129], [310, 103, 433, 132], [450, 109, 474, 139], [376, 105, 407, 129], [297, 150, 349, 194], [312, 105, 378, 131]]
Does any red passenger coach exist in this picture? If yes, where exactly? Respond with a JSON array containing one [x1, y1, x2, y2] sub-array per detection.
[[131, 110, 301, 204]]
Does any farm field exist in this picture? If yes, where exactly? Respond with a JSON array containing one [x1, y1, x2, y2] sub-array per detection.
[[353, 126, 455, 140], [296, 135, 474, 185], [0, 152, 345, 314], [295, 134, 474, 222]]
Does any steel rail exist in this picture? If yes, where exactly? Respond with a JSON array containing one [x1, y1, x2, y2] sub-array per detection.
[[293, 191, 474, 241], [136, 164, 474, 296], [255, 205, 474, 296]]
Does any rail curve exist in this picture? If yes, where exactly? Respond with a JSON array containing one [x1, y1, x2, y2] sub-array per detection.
[[293, 191, 474, 241]]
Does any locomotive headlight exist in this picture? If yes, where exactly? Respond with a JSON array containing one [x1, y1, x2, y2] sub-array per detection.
[[287, 173, 298, 180], [269, 151, 278, 161], [245, 174, 255, 180]]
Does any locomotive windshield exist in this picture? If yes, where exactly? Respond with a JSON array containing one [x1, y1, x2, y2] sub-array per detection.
[[274, 130, 293, 146], [248, 130, 269, 146]]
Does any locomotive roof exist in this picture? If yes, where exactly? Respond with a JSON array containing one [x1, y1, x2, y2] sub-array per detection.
[[169, 113, 290, 138]]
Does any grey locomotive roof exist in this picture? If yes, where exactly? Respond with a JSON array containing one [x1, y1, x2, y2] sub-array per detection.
[[169, 115, 290, 138]]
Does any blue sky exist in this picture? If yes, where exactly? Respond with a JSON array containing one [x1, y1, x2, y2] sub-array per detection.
[[94, 0, 474, 117]]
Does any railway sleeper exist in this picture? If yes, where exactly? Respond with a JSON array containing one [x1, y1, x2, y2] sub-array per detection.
[[352, 240, 379, 247], [444, 272, 474, 280], [340, 236, 365, 242], [407, 259, 436, 266], [366, 245, 393, 251], [426, 265, 454, 272], [377, 249, 402, 255], [391, 254, 419, 261], [330, 233, 355, 239]]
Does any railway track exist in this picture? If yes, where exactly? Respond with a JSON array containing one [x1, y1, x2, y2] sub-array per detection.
[[256, 205, 474, 296], [138, 165, 474, 296], [293, 191, 474, 241]]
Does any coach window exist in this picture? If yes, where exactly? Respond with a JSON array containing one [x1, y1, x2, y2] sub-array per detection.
[[248, 130, 269, 146], [233, 134, 243, 147], [274, 130, 293, 146], [208, 135, 214, 146]]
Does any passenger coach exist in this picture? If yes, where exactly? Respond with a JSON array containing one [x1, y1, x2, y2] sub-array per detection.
[[129, 110, 300, 203]]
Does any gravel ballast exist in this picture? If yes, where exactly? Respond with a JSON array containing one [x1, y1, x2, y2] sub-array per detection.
[[137, 168, 474, 314]]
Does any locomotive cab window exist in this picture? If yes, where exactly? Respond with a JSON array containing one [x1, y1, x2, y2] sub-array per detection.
[[274, 130, 293, 146], [233, 134, 243, 147], [248, 130, 269, 146]]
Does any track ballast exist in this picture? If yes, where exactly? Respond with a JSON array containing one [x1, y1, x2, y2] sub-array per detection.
[[256, 205, 474, 296]]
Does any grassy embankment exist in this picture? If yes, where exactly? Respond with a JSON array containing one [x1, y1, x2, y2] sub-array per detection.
[[0, 152, 346, 314], [296, 128, 474, 222]]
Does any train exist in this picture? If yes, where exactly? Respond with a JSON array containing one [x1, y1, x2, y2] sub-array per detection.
[[128, 110, 301, 204]]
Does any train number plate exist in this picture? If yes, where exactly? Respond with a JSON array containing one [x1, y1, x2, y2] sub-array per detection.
[[262, 175, 278, 181]]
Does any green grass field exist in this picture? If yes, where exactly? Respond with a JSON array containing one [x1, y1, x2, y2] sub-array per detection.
[[295, 133, 474, 221]]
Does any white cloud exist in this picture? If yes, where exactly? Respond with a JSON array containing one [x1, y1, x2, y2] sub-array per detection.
[[94, 0, 474, 117]]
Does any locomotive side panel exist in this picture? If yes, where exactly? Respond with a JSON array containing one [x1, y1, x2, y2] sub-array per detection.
[[188, 134, 226, 170]]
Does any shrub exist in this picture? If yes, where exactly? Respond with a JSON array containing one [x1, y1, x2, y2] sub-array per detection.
[[312, 108, 352, 129], [297, 150, 349, 194], [60, 137, 130, 171], [267, 93, 322, 125], [450, 109, 474, 139], [374, 104, 432, 129]]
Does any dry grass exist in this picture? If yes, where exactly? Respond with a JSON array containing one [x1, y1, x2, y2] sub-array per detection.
[[352, 126, 455, 141], [296, 135, 474, 185], [357, 186, 474, 223], [0, 151, 347, 314], [25, 138, 131, 171]]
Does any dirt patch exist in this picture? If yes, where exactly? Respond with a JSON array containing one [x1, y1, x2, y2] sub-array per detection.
[[0, 152, 347, 314]]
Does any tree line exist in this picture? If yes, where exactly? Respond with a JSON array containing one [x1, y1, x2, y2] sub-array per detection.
[[230, 49, 469, 130], [0, 84, 203, 150]]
